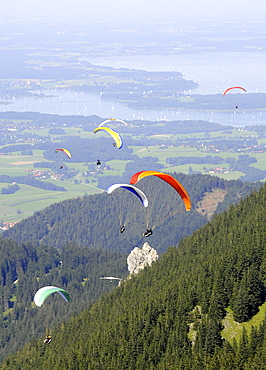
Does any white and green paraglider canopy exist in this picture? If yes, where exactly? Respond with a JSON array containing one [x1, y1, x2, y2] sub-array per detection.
[[34, 286, 70, 307]]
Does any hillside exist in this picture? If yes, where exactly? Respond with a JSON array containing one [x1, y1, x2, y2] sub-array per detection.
[[0, 174, 260, 359], [2, 173, 260, 253], [1, 173, 266, 369], [0, 240, 128, 363], [0, 172, 260, 364]]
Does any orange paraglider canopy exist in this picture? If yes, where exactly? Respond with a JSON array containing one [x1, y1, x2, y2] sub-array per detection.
[[130, 170, 191, 211], [223, 86, 246, 96]]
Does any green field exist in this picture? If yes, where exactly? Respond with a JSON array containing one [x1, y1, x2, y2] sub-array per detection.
[[0, 181, 104, 223], [21, 127, 95, 139], [105, 159, 129, 174], [0, 147, 105, 222], [188, 303, 266, 345], [221, 303, 266, 344], [0, 124, 265, 224], [0, 142, 259, 224]]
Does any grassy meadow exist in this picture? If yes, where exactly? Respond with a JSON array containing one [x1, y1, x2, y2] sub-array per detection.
[[221, 303, 266, 344]]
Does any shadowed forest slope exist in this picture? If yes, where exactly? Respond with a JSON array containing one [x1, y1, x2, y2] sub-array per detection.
[[2, 173, 260, 253], [0, 241, 128, 363], [0, 173, 260, 363], [1, 180, 266, 369]]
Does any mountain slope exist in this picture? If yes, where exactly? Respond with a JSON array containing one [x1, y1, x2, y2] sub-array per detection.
[[0, 173, 259, 363], [2, 180, 266, 369], [0, 240, 128, 363], [2, 173, 260, 253]]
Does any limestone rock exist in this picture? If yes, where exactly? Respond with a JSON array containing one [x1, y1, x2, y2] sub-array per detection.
[[127, 242, 158, 274]]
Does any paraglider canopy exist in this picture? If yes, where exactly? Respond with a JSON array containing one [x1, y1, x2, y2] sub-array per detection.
[[223, 86, 246, 96], [55, 148, 72, 159], [98, 118, 130, 128], [106, 183, 149, 207], [130, 170, 191, 212], [34, 286, 70, 307], [93, 126, 123, 149]]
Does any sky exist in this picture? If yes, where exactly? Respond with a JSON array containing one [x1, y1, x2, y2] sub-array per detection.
[[0, 0, 266, 23]]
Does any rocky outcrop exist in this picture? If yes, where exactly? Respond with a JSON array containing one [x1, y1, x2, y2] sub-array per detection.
[[127, 242, 158, 274]]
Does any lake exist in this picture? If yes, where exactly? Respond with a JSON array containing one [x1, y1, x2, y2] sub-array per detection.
[[1, 51, 266, 127], [88, 52, 266, 95]]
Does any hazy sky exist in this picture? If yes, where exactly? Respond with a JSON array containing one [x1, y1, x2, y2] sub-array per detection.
[[1, 0, 266, 22]]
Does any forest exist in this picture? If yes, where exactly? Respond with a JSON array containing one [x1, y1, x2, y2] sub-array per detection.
[[0, 239, 128, 363], [102, 91, 266, 111], [0, 170, 266, 369], [3, 173, 260, 253], [0, 172, 261, 365]]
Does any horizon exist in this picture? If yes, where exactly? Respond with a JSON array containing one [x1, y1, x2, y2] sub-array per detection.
[[0, 0, 266, 23]]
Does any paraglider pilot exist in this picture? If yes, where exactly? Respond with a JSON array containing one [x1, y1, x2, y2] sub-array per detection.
[[143, 228, 153, 237], [97, 159, 101, 166], [44, 334, 52, 344], [120, 225, 125, 233]]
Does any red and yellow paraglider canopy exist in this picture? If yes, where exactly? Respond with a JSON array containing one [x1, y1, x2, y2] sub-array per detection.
[[130, 170, 191, 211], [55, 148, 72, 159]]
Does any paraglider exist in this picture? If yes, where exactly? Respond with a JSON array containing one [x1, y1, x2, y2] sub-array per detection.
[[100, 276, 122, 286], [34, 286, 70, 307], [130, 171, 191, 212], [223, 86, 246, 96], [223, 87, 246, 109], [129, 171, 191, 235], [98, 118, 129, 128], [99, 276, 122, 281], [34, 286, 70, 345], [106, 183, 148, 233], [44, 334, 52, 344], [93, 126, 123, 149], [143, 228, 153, 237], [55, 148, 72, 159]]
